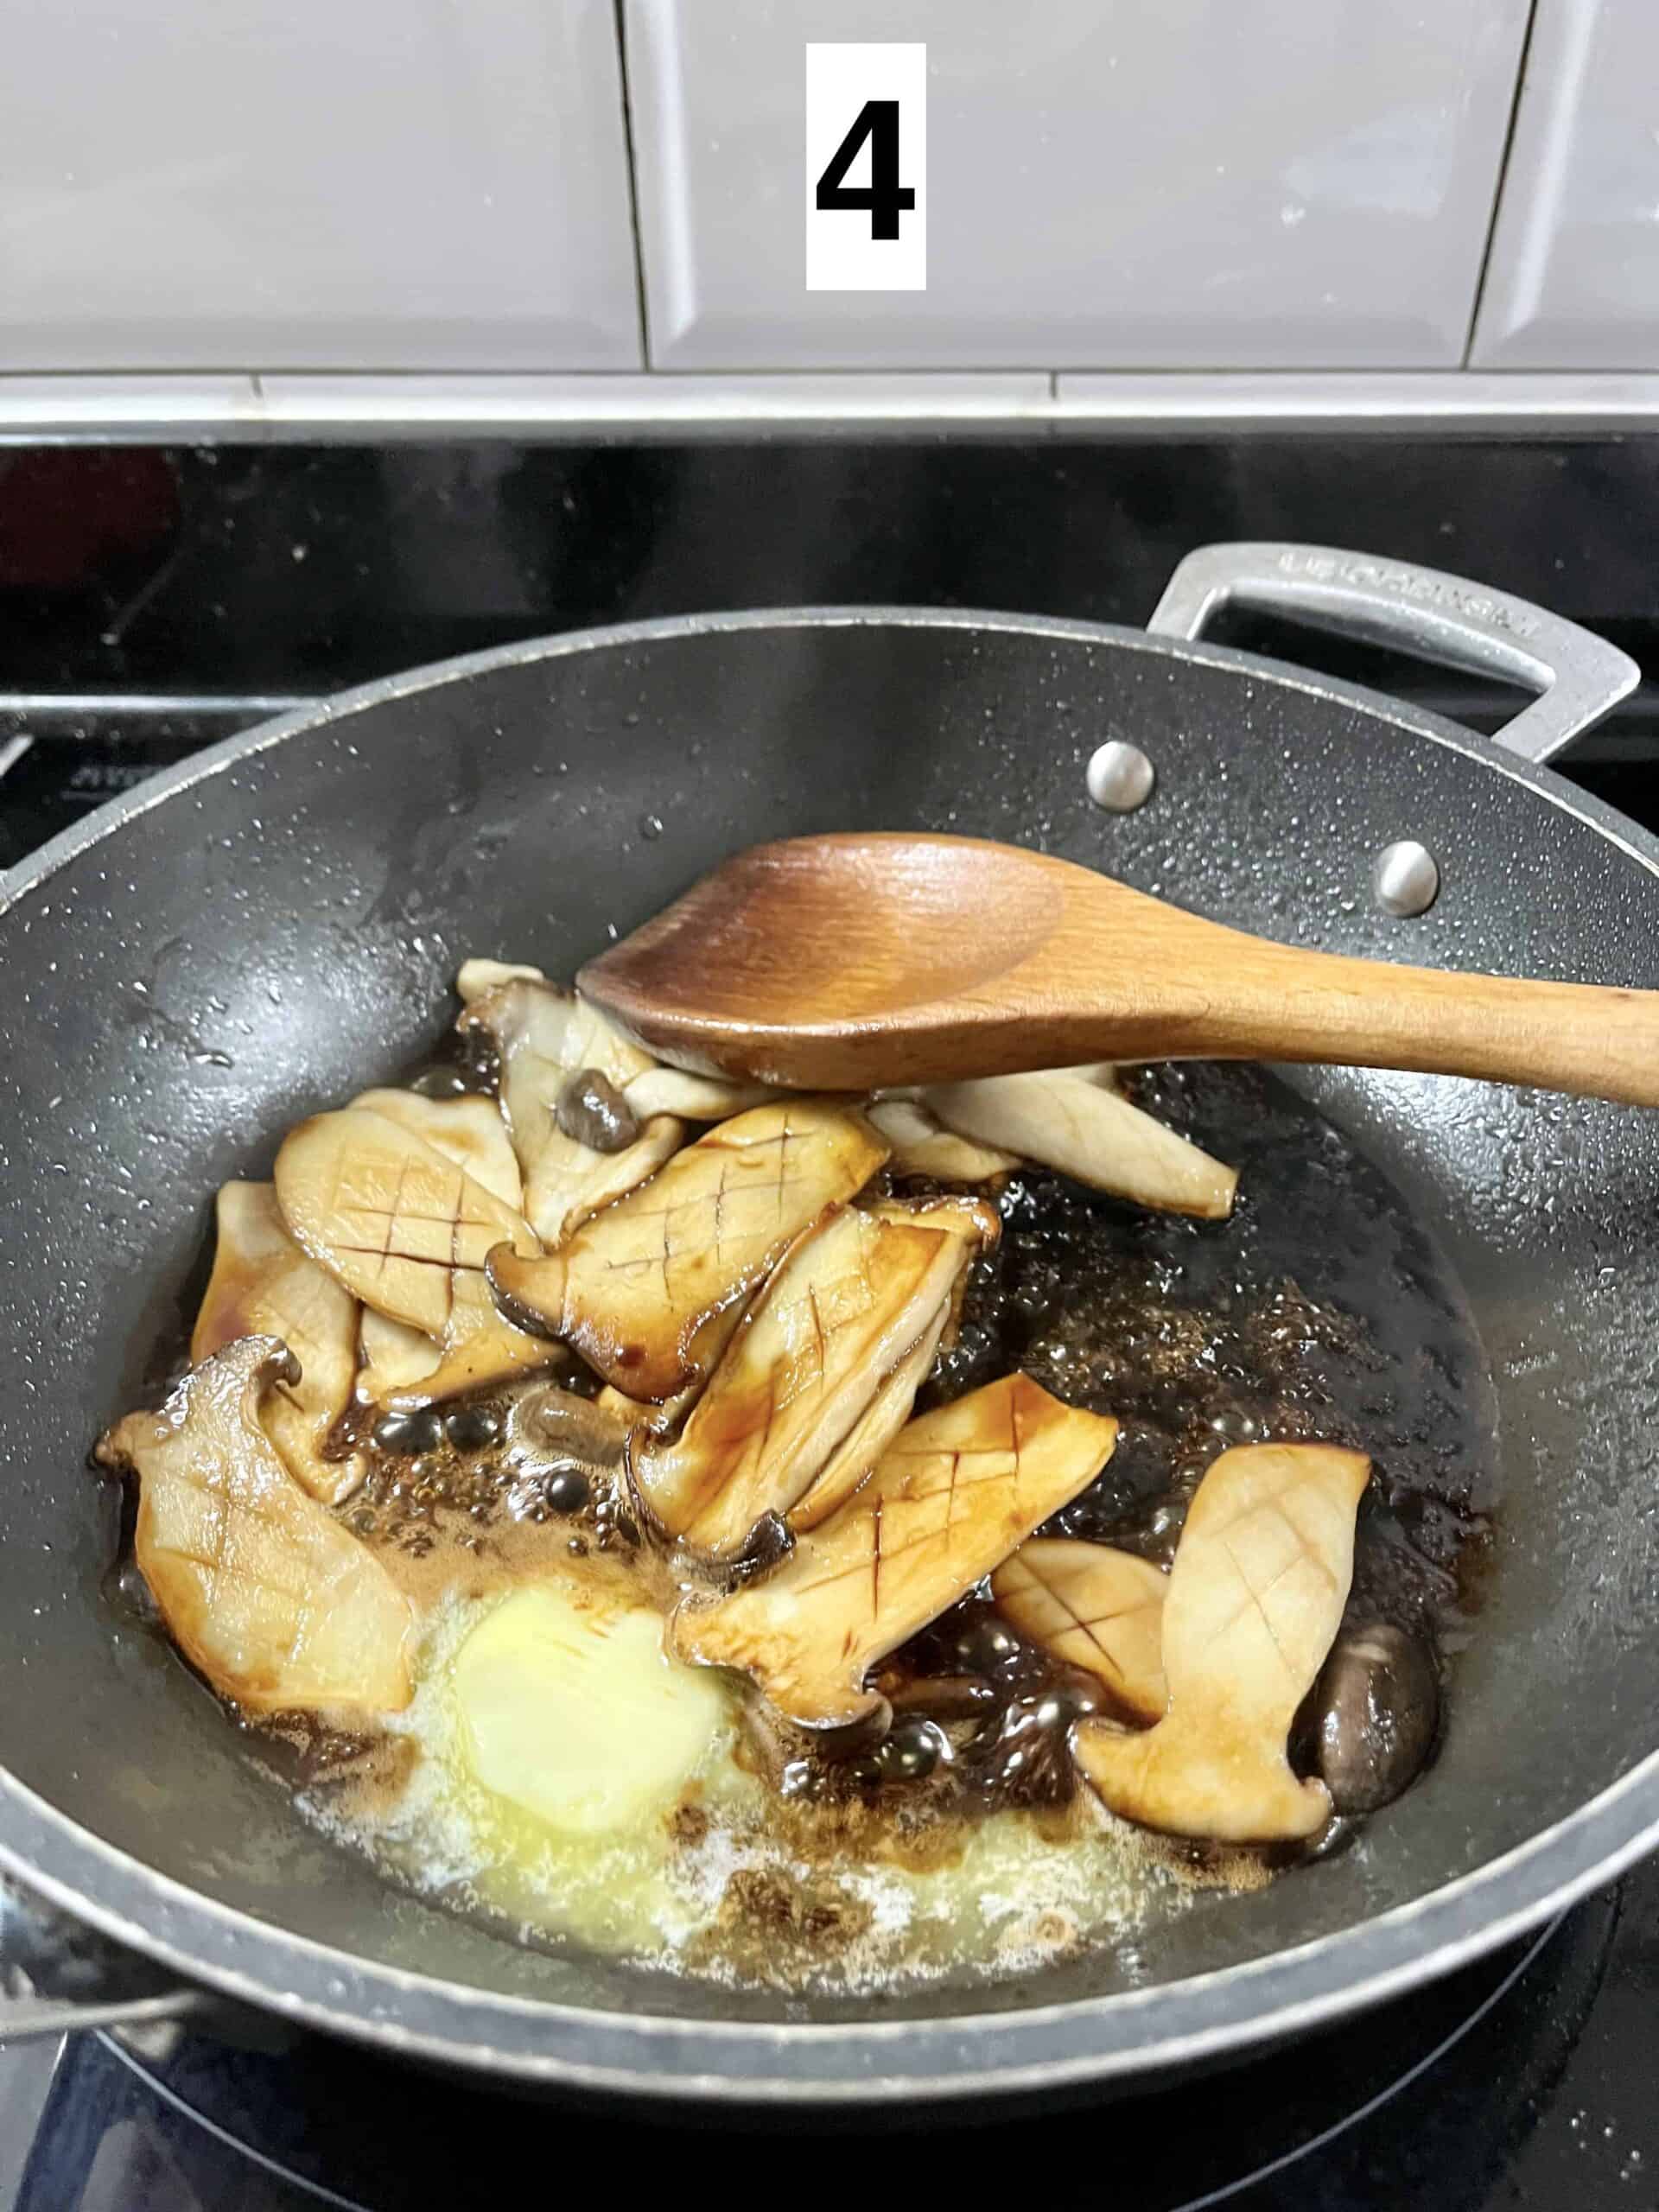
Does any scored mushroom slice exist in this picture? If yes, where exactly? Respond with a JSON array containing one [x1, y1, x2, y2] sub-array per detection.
[[191, 1181, 364, 1505], [1074, 1442, 1371, 1842], [785, 1302, 950, 1531], [274, 1107, 531, 1331], [992, 1538, 1168, 1725], [868, 1096, 1019, 1184], [274, 1107, 555, 1408], [672, 1373, 1118, 1732], [458, 978, 683, 1246], [488, 1099, 890, 1403], [95, 1336, 414, 1716], [629, 1203, 969, 1558], [334, 1093, 522, 1402], [350, 1088, 523, 1209], [867, 1190, 1001, 1350], [916, 1068, 1237, 1220]]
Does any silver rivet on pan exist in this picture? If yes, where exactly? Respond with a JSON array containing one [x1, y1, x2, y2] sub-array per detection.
[[1373, 840, 1440, 918], [1086, 740, 1155, 812]]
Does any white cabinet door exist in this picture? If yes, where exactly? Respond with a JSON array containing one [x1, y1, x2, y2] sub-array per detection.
[[0, 0, 641, 370], [1472, 1, 1659, 368], [626, 0, 1530, 371]]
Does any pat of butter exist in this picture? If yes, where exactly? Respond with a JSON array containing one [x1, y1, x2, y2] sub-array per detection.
[[452, 1584, 728, 1837]]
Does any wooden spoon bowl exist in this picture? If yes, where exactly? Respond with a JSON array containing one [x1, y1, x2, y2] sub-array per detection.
[[579, 832, 1659, 1103]]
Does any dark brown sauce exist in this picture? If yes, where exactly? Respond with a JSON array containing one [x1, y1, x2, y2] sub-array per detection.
[[401, 1023, 501, 1101]]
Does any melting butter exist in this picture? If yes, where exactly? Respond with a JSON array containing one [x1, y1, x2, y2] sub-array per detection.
[[453, 1582, 731, 1836], [300, 1573, 1194, 1990]]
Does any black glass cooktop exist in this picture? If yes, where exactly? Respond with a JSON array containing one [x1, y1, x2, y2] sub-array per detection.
[[1, 435, 1656, 2210]]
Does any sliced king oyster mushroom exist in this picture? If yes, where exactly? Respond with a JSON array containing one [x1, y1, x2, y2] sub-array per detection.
[[357, 1306, 442, 1396], [867, 1096, 1019, 1183], [455, 957, 547, 1005], [458, 978, 682, 1245], [594, 1382, 656, 1429], [917, 1068, 1237, 1219], [622, 1066, 775, 1122], [992, 1537, 1168, 1724], [350, 1088, 523, 1209], [867, 1191, 1001, 1245], [191, 1181, 364, 1505], [95, 1336, 414, 1715], [343, 1091, 521, 1392], [593, 1379, 701, 1447], [1073, 1442, 1371, 1841], [672, 1373, 1117, 1732], [785, 1306, 949, 1531], [487, 1100, 889, 1403], [866, 1191, 1001, 1351], [274, 1107, 554, 1407], [629, 1203, 972, 1558]]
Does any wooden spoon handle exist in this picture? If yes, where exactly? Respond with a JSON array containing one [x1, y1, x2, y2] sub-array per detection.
[[1119, 936, 1659, 1107]]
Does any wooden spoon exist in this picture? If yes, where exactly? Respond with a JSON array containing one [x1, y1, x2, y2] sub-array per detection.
[[577, 832, 1659, 1102]]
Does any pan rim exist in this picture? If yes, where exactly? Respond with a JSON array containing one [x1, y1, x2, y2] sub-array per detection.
[[7, 601, 1659, 923], [5, 599, 1657, 2097]]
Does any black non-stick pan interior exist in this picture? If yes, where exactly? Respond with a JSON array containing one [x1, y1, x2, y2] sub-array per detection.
[[3, 611, 1658, 2028]]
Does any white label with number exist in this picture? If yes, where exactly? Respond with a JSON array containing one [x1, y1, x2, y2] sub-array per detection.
[[805, 42, 925, 292]]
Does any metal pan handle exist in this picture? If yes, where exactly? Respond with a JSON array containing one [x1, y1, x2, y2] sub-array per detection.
[[1, 1868, 204, 2043], [1147, 540, 1639, 766]]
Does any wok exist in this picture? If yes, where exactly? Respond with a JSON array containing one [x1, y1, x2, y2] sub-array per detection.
[[2, 539, 1656, 2105]]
